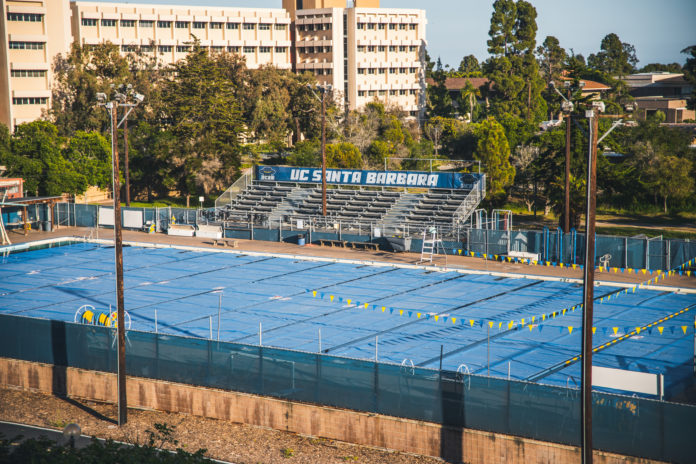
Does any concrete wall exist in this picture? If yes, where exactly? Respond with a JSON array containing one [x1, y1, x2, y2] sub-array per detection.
[[0, 357, 662, 464]]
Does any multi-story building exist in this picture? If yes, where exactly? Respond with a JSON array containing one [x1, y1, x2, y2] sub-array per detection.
[[0, 0, 72, 129], [0, 0, 426, 131]]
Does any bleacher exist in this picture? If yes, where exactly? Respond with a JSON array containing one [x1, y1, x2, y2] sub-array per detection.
[[213, 167, 485, 231]]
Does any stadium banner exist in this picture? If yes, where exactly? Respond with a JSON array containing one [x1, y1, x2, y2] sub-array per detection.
[[255, 165, 483, 190]]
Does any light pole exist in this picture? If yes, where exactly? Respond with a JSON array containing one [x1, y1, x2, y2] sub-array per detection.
[[549, 80, 584, 234], [307, 84, 333, 217], [96, 89, 144, 427]]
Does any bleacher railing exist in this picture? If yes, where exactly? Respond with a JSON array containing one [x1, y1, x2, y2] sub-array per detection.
[[215, 173, 252, 209], [0, 312, 693, 463]]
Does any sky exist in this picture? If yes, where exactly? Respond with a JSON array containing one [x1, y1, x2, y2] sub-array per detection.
[[101, 0, 696, 69]]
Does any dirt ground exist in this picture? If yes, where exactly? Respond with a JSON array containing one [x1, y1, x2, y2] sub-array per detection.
[[0, 386, 442, 464]]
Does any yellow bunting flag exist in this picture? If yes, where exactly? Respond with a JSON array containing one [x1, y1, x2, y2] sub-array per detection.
[[330, 295, 334, 302], [521, 318, 525, 326], [470, 319, 475, 327], [365, 303, 369, 309], [452, 317, 456, 324], [489, 321, 494, 328], [529, 324, 534, 331], [636, 327, 641, 334], [600, 298, 604, 303], [382, 306, 386, 312], [613, 327, 619, 335], [568, 326, 574, 335], [572, 264, 577, 270], [312, 291, 317, 297], [532, 260, 537, 265], [682, 326, 688, 335], [560, 263, 564, 268], [508, 321, 514, 329], [642, 269, 647, 275], [658, 326, 664, 335], [484, 254, 487, 259], [434, 315, 439, 321], [599, 266, 604, 272], [417, 312, 421, 318], [531, 316, 535, 323], [399, 309, 404, 316], [562, 309, 567, 315], [592, 327, 597, 334], [498, 322, 503, 329], [542, 314, 546, 321], [347, 299, 352, 305]]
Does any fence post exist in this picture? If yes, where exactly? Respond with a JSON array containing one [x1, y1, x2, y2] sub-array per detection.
[[467, 228, 470, 254], [667, 240, 671, 271], [645, 238, 649, 270], [624, 237, 628, 269]]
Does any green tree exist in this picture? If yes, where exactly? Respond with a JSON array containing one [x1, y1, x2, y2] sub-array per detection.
[[287, 140, 320, 167], [459, 80, 481, 122], [426, 58, 453, 118], [158, 42, 245, 200], [326, 142, 362, 168], [458, 55, 481, 75], [654, 155, 694, 213], [484, 0, 546, 122], [129, 121, 178, 202], [681, 45, 696, 109], [50, 42, 131, 135], [638, 62, 683, 73], [63, 131, 112, 189], [9, 121, 86, 196], [536, 36, 566, 83], [474, 117, 515, 197], [587, 33, 638, 77]]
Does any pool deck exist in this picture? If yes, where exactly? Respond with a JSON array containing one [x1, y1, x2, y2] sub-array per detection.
[[4, 225, 695, 291]]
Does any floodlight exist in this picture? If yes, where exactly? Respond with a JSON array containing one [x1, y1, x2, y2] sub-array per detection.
[[134, 93, 145, 103], [563, 81, 571, 88], [96, 92, 107, 103], [561, 100, 574, 112], [591, 101, 605, 113], [114, 92, 126, 102]]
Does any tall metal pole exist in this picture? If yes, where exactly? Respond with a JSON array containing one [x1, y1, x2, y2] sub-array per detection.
[[321, 89, 327, 217], [111, 103, 127, 427], [564, 89, 571, 234], [581, 109, 599, 464], [124, 117, 130, 207]]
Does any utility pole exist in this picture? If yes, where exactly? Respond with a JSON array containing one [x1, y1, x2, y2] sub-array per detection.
[[564, 88, 571, 234], [109, 101, 127, 427], [321, 88, 327, 217], [97, 89, 144, 428], [124, 118, 130, 207]]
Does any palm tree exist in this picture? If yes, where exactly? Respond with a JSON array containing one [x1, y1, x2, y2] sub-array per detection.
[[460, 80, 481, 122]]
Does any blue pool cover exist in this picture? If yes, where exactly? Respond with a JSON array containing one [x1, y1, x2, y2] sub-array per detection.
[[1, 242, 694, 392]]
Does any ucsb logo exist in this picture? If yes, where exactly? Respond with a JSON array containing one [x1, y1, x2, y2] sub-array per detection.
[[258, 167, 276, 181]]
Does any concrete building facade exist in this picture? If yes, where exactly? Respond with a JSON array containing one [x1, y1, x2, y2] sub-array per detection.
[[0, 0, 426, 130]]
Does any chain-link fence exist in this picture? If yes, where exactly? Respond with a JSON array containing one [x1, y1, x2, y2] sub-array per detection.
[[0, 313, 693, 463]]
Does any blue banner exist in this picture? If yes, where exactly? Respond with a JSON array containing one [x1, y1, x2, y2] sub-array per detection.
[[255, 166, 482, 190]]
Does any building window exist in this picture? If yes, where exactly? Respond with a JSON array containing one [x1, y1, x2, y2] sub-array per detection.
[[210, 22, 223, 29], [368, 90, 376, 96], [378, 45, 385, 52], [389, 68, 397, 74], [8, 41, 44, 50], [358, 68, 365, 75], [13, 97, 48, 105], [399, 45, 407, 52], [409, 45, 418, 52], [409, 67, 417, 73], [379, 90, 386, 96], [389, 90, 397, 96], [410, 110, 417, 117], [409, 89, 417, 95], [399, 24, 407, 30], [7, 12, 43, 22], [389, 45, 396, 52], [275, 24, 287, 30], [358, 90, 366, 97], [226, 22, 239, 29], [367, 46, 375, 52], [227, 46, 240, 53], [175, 21, 189, 29], [81, 18, 97, 26], [399, 68, 407, 74], [176, 45, 191, 52], [357, 23, 365, 30], [259, 23, 271, 30], [140, 20, 154, 27], [275, 46, 287, 53], [378, 23, 385, 30], [121, 45, 137, 52], [357, 45, 365, 52], [192, 21, 205, 29], [368, 68, 376, 74], [315, 69, 324, 76], [140, 45, 153, 52], [158, 45, 172, 52], [389, 24, 396, 30], [121, 20, 136, 27], [409, 24, 417, 30], [378, 68, 386, 74], [11, 69, 46, 77], [242, 23, 256, 30], [157, 21, 171, 28], [101, 19, 117, 27], [367, 23, 375, 30], [326, 68, 332, 75], [211, 46, 224, 52], [400, 89, 407, 95], [243, 46, 255, 53], [259, 46, 271, 53]]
